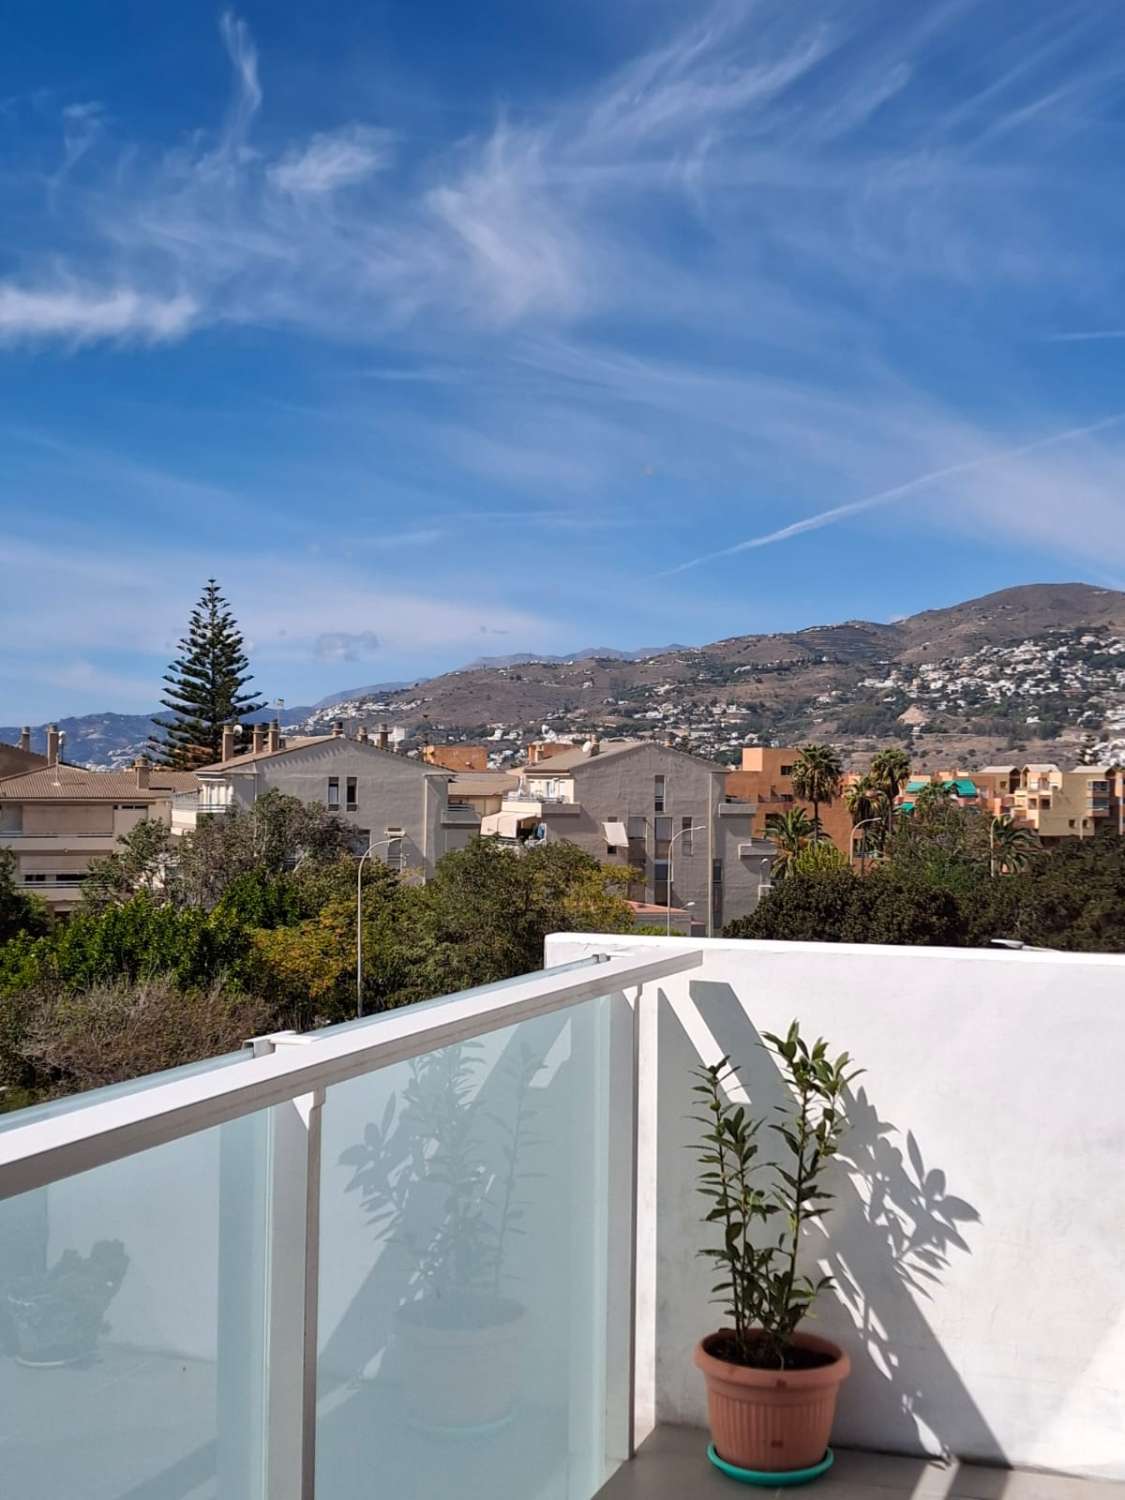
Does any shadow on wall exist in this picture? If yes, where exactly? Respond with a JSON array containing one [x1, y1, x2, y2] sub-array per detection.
[[665, 980, 1004, 1465]]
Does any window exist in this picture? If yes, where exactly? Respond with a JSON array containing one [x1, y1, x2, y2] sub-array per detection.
[[680, 816, 694, 856], [386, 828, 404, 869], [346, 776, 358, 811], [712, 858, 724, 929], [327, 776, 340, 809], [1069, 819, 1076, 829], [654, 774, 665, 813], [627, 815, 647, 840], [1040, 797, 1051, 810], [653, 859, 669, 905], [780, 764, 794, 776], [55, 873, 84, 883], [24, 872, 46, 883], [654, 816, 672, 841]]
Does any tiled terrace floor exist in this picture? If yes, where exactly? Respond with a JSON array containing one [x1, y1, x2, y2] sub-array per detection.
[[597, 1426, 1125, 1500]]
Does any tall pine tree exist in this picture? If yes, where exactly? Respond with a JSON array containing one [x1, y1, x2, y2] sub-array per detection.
[[151, 580, 265, 768]]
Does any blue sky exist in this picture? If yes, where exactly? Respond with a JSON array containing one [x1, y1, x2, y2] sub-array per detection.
[[3, 0, 1125, 721]]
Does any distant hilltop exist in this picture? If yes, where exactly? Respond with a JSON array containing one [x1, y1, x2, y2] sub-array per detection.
[[6, 584, 1124, 770]]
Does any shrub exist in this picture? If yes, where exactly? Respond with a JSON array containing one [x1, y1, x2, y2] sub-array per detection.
[[7, 976, 274, 1104]]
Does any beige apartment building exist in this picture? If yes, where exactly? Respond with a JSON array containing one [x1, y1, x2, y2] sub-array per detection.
[[480, 738, 772, 933], [978, 763, 1125, 842], [182, 721, 460, 876], [0, 739, 196, 914]]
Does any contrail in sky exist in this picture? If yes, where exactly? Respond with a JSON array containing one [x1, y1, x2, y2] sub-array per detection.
[[659, 409, 1125, 578]]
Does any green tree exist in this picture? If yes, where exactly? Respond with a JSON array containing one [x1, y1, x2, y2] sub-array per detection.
[[868, 747, 911, 845], [175, 791, 354, 908], [403, 839, 635, 1004], [82, 818, 174, 910], [764, 808, 815, 880], [789, 841, 849, 877], [0, 848, 49, 942], [844, 776, 889, 861], [791, 743, 842, 843], [151, 579, 265, 768], [988, 815, 1040, 876]]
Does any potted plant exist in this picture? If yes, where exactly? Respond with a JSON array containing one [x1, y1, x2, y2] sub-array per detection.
[[343, 1039, 543, 1431], [6, 1239, 129, 1367], [692, 1023, 859, 1481]]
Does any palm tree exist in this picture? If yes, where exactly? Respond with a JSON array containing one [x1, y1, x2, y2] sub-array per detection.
[[791, 744, 843, 843], [989, 816, 1040, 876], [844, 776, 889, 865], [914, 779, 958, 816], [868, 747, 911, 845], [764, 808, 814, 880]]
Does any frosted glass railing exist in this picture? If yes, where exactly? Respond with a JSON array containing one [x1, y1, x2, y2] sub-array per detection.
[[0, 947, 702, 1500]]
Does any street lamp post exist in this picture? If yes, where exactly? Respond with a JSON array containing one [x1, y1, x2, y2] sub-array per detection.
[[357, 837, 397, 1019], [666, 824, 706, 936], [848, 816, 884, 873]]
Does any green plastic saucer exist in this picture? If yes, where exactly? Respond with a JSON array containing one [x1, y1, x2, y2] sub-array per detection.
[[706, 1444, 835, 1486]]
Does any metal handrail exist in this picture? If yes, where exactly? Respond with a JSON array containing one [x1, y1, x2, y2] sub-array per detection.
[[0, 947, 702, 1200]]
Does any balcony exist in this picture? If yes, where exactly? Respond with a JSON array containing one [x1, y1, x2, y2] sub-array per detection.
[[0, 830, 116, 853], [0, 938, 1121, 1499], [170, 789, 200, 834]]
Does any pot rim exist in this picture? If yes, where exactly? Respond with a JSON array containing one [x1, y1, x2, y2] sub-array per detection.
[[694, 1328, 850, 1390]]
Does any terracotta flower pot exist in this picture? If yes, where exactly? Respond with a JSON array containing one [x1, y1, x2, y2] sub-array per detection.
[[694, 1330, 850, 1473], [394, 1296, 526, 1430]]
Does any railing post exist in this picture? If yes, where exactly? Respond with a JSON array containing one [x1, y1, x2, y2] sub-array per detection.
[[251, 1034, 324, 1500]]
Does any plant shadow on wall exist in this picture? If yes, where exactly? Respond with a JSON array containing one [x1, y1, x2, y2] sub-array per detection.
[[337, 1036, 548, 1433], [677, 982, 1000, 1464]]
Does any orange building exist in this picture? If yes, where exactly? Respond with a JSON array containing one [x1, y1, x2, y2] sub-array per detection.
[[420, 744, 489, 772], [726, 747, 856, 858]]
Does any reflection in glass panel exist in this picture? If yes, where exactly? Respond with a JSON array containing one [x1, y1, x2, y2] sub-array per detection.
[[316, 995, 630, 1500], [0, 1111, 268, 1500]]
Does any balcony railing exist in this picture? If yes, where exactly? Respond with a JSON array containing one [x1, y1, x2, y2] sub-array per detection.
[[0, 947, 699, 1500], [2, 935, 1124, 1495]]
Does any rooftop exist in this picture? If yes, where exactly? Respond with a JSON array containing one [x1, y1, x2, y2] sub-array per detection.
[[522, 739, 722, 774], [0, 764, 198, 800]]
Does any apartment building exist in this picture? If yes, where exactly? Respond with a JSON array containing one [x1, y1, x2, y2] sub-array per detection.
[[482, 738, 772, 932], [182, 721, 455, 876], [725, 747, 855, 857], [0, 727, 47, 779], [0, 746, 196, 913], [977, 762, 1125, 842]]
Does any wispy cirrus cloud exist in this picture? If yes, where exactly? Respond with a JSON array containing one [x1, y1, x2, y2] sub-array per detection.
[[269, 126, 395, 194], [4, 0, 1125, 611], [0, 284, 197, 344]]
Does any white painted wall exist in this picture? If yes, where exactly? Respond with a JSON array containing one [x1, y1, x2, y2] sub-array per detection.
[[546, 933, 1125, 1482]]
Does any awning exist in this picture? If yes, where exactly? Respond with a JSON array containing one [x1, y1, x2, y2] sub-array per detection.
[[603, 819, 629, 847], [481, 811, 533, 839]]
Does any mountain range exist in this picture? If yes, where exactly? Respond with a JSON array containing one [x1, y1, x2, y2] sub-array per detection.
[[5, 584, 1125, 769]]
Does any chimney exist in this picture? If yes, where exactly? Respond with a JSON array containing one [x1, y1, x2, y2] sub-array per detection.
[[588, 737, 601, 757], [356, 725, 369, 744], [268, 718, 281, 753], [134, 756, 151, 790], [332, 719, 345, 738], [252, 724, 267, 753], [18, 726, 30, 753], [46, 724, 60, 767], [221, 725, 236, 762], [376, 723, 389, 751]]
